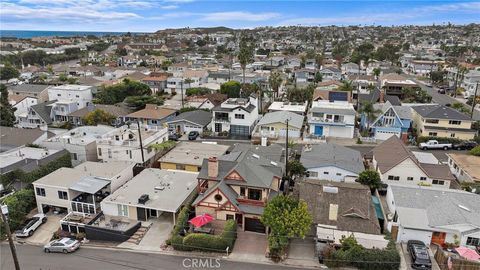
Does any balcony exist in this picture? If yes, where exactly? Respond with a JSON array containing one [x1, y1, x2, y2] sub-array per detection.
[[309, 116, 347, 125], [214, 117, 231, 123], [237, 195, 266, 206]]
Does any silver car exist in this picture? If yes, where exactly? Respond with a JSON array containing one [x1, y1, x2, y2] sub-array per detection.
[[44, 237, 80, 254]]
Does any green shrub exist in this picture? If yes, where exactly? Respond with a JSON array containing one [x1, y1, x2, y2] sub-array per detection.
[[0, 189, 36, 237], [470, 146, 480, 156], [416, 136, 462, 144], [181, 219, 237, 252], [167, 191, 197, 244], [186, 87, 212, 96]]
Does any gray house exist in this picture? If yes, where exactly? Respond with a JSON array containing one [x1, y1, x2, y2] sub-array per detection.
[[167, 110, 212, 135]]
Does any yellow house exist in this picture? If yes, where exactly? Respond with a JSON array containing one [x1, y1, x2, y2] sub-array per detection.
[[158, 141, 229, 172], [411, 105, 476, 140], [252, 111, 304, 139]]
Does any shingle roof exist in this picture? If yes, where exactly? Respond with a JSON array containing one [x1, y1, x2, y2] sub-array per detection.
[[0, 127, 52, 151], [301, 144, 364, 174], [8, 84, 50, 94], [126, 105, 176, 120], [31, 100, 56, 124], [168, 110, 212, 127], [256, 111, 304, 129], [297, 179, 381, 235], [412, 105, 471, 121], [68, 104, 132, 118]]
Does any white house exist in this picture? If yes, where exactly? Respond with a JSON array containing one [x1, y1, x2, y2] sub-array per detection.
[[461, 70, 480, 98], [47, 84, 94, 108], [211, 97, 259, 137], [9, 96, 38, 123], [252, 111, 304, 139], [307, 101, 356, 139], [446, 153, 480, 185], [301, 144, 364, 182], [371, 136, 455, 188], [96, 124, 168, 164], [385, 184, 480, 248], [40, 125, 115, 166]]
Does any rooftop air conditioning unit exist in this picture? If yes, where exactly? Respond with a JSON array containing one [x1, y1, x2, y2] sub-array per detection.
[[138, 194, 149, 204]]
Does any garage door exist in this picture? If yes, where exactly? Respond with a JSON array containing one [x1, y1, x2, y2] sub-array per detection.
[[375, 130, 399, 141], [230, 125, 250, 136], [245, 217, 266, 233]]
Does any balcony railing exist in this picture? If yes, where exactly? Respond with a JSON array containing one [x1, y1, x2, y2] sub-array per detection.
[[214, 117, 230, 123], [237, 196, 266, 206]]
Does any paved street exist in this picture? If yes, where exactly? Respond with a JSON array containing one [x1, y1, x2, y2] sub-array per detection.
[[409, 77, 471, 110], [0, 244, 308, 270]]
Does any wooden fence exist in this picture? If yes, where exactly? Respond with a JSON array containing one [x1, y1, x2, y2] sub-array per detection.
[[434, 244, 480, 270]]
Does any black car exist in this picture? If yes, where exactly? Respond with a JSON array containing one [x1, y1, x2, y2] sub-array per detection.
[[168, 133, 180, 141], [453, 141, 478, 150], [437, 88, 446, 94], [188, 131, 199, 140], [407, 240, 432, 270]]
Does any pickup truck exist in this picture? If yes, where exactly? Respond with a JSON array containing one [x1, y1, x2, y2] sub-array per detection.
[[15, 213, 47, 237], [419, 140, 452, 150]]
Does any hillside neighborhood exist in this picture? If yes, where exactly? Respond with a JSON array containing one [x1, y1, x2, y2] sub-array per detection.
[[1, 23, 480, 270]]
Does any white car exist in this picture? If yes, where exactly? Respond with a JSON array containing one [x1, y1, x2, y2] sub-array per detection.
[[15, 213, 47, 237], [44, 238, 81, 254]]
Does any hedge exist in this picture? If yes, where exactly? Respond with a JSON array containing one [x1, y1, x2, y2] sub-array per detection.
[[0, 189, 36, 238], [173, 219, 237, 252], [416, 136, 462, 144], [166, 190, 198, 245]]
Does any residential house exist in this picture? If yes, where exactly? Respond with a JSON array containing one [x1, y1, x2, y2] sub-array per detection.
[[193, 144, 284, 233], [313, 89, 351, 103], [358, 89, 402, 108], [267, 102, 308, 115], [252, 111, 304, 139], [47, 84, 94, 108], [341, 62, 361, 76], [307, 101, 356, 139], [371, 136, 455, 188], [350, 75, 377, 95], [0, 127, 51, 152], [294, 69, 315, 83], [9, 95, 38, 122], [315, 81, 342, 92], [0, 147, 66, 175], [33, 161, 135, 214], [40, 125, 115, 166], [159, 142, 229, 172], [211, 97, 259, 137], [8, 84, 50, 102], [380, 73, 418, 98], [100, 169, 198, 223], [67, 104, 131, 127], [166, 70, 209, 94], [408, 60, 438, 76], [320, 67, 342, 81], [125, 105, 177, 127], [96, 124, 168, 164], [361, 101, 412, 141], [285, 57, 301, 70], [385, 184, 480, 248], [461, 70, 480, 98], [301, 144, 364, 183], [208, 70, 233, 84], [187, 93, 228, 110], [297, 179, 387, 249], [141, 72, 170, 94], [166, 110, 212, 135], [16, 100, 55, 129], [411, 105, 476, 140], [446, 153, 480, 185]]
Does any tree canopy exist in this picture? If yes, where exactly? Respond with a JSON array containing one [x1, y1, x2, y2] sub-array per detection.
[[0, 64, 20, 81], [358, 170, 382, 190], [0, 84, 16, 127], [123, 95, 164, 110], [186, 87, 212, 96], [82, 109, 116, 126], [94, 79, 152, 105], [220, 81, 241, 98]]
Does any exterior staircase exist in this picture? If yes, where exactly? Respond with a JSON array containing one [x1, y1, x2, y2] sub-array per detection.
[[126, 223, 152, 245]]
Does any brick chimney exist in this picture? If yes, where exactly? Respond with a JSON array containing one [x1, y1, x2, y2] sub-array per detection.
[[379, 90, 385, 103], [208, 157, 218, 178]]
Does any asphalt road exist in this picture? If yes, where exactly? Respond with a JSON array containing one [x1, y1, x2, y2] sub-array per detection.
[[0, 244, 307, 270], [409, 77, 471, 109]]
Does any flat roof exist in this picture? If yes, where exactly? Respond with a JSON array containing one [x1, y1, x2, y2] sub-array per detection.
[[447, 153, 480, 182], [0, 147, 61, 168], [102, 169, 198, 213], [158, 142, 229, 167], [70, 176, 110, 194], [49, 84, 93, 91], [412, 151, 439, 165]]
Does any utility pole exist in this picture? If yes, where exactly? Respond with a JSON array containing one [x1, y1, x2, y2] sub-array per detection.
[[453, 70, 459, 98], [472, 82, 479, 119], [1, 205, 21, 270], [136, 121, 145, 165], [180, 80, 184, 109], [285, 118, 289, 178]]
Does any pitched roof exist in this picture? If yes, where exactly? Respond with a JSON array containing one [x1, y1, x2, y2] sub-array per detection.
[[0, 127, 52, 151], [68, 104, 132, 118], [297, 179, 381, 235], [256, 111, 304, 129], [8, 84, 50, 93], [31, 100, 56, 124], [300, 144, 364, 174], [412, 105, 471, 121], [168, 110, 212, 126], [126, 105, 177, 120], [204, 93, 228, 106]]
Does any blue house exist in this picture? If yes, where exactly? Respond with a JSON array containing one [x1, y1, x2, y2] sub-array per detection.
[[360, 101, 412, 141]]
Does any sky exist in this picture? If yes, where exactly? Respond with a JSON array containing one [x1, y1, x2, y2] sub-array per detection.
[[0, 0, 479, 32]]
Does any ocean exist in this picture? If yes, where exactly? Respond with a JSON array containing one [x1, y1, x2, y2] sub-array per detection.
[[0, 30, 133, 39]]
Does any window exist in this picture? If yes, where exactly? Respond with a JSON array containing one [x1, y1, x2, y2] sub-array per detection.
[[57, 94, 61, 97], [58, 191, 68, 200], [98, 148, 102, 156], [240, 187, 245, 196], [432, 180, 445, 185], [336, 173, 342, 176], [176, 164, 185, 170], [388, 175, 400, 181], [420, 177, 427, 181], [36, 187, 46, 197], [75, 95, 79, 98], [248, 189, 262, 201], [234, 114, 245, 119], [117, 205, 128, 217], [466, 237, 480, 247], [226, 214, 234, 220], [450, 133, 456, 138], [407, 177, 413, 181], [72, 153, 78, 160], [309, 171, 318, 177], [323, 171, 329, 175], [425, 119, 439, 124], [214, 194, 223, 202], [428, 132, 438, 136], [449, 120, 461, 125]]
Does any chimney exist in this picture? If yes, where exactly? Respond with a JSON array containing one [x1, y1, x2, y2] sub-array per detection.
[[208, 157, 218, 178], [379, 90, 385, 103]]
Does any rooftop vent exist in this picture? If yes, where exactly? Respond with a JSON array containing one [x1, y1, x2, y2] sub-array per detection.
[[323, 186, 338, 194], [138, 194, 149, 204], [252, 154, 260, 159], [458, 204, 471, 212]]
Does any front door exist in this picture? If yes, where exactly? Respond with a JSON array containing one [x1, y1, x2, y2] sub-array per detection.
[[137, 207, 146, 221], [314, 126, 323, 136], [215, 123, 222, 133], [235, 213, 243, 226], [176, 125, 181, 134]]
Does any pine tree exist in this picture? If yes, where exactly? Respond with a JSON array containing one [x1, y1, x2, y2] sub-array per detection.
[[0, 84, 16, 127]]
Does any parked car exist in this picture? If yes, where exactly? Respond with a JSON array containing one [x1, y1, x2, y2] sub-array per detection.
[[452, 141, 478, 150], [15, 213, 47, 237], [168, 133, 180, 141], [407, 240, 432, 269], [437, 88, 446, 94], [44, 237, 81, 254], [419, 140, 452, 150], [188, 131, 199, 140]]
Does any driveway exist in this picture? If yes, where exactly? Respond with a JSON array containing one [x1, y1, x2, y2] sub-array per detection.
[[19, 213, 62, 245], [118, 213, 173, 251], [400, 242, 440, 270], [230, 230, 268, 262], [285, 238, 319, 268]]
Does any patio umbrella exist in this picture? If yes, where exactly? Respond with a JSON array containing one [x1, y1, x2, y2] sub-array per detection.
[[455, 246, 480, 261], [188, 213, 214, 228]]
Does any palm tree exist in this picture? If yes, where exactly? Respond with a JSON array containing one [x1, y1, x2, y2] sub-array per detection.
[[315, 53, 323, 70], [181, 78, 193, 108], [238, 39, 254, 87], [359, 101, 382, 134], [268, 72, 283, 98], [338, 80, 354, 96], [372, 67, 381, 79]]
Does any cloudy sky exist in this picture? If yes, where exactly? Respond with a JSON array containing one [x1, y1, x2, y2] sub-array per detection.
[[1, 0, 479, 32]]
